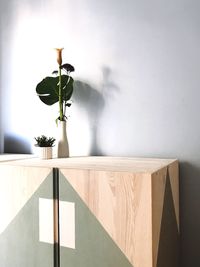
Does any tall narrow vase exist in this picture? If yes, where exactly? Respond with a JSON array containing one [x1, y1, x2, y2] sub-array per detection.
[[57, 120, 69, 158]]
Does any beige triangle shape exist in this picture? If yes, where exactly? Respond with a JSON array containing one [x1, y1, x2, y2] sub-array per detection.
[[151, 167, 167, 267], [0, 165, 51, 234], [61, 168, 153, 267], [152, 162, 179, 267], [168, 161, 179, 232]]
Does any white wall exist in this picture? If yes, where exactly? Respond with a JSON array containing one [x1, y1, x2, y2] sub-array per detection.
[[0, 8, 1, 152], [1, 0, 200, 266], [0, 7, 3, 153], [1, 0, 200, 158]]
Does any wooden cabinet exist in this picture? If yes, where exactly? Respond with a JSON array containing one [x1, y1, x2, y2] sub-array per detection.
[[0, 156, 179, 267]]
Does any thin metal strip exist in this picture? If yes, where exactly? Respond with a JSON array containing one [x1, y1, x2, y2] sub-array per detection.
[[53, 168, 60, 267]]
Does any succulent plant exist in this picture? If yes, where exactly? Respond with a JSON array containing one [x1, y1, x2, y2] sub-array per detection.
[[34, 135, 56, 147]]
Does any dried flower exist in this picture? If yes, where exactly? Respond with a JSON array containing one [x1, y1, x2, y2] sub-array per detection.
[[55, 48, 64, 65]]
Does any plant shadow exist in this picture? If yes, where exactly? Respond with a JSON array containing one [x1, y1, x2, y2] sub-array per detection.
[[73, 66, 119, 155], [73, 81, 104, 155], [4, 134, 31, 154]]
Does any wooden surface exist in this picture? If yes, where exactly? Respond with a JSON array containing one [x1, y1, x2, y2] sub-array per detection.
[[0, 165, 51, 234], [61, 169, 152, 267], [0, 154, 34, 162], [0, 164, 54, 267], [152, 161, 179, 267], [168, 161, 179, 230], [0, 155, 177, 173], [59, 159, 179, 267], [151, 167, 168, 267], [0, 154, 179, 267]]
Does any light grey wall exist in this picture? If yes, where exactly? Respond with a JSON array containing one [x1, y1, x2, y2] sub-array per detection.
[[1, 0, 200, 266], [0, 2, 2, 153], [0, 0, 17, 153], [0, 17, 2, 153]]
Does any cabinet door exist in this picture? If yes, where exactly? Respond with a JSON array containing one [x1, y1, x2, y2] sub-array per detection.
[[0, 165, 54, 267], [59, 169, 133, 267]]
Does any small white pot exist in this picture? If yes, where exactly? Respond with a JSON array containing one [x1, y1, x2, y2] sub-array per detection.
[[39, 147, 53, 160]]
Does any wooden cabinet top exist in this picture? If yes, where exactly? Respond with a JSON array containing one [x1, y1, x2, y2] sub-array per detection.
[[0, 154, 177, 174]]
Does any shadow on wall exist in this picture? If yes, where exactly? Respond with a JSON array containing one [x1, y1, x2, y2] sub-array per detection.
[[101, 66, 120, 99], [73, 66, 119, 155], [3, 67, 119, 155], [73, 81, 104, 155], [179, 161, 200, 267], [4, 134, 31, 154]]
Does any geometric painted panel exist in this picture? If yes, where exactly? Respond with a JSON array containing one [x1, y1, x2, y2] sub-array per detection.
[[0, 157, 179, 267], [60, 162, 179, 267], [156, 172, 180, 267], [59, 172, 133, 267], [60, 169, 152, 267], [0, 165, 52, 235], [0, 172, 53, 267]]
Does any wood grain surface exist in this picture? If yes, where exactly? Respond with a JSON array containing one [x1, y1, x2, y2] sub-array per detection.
[[0, 165, 51, 234], [61, 169, 152, 267], [0, 156, 177, 173], [0, 155, 179, 267]]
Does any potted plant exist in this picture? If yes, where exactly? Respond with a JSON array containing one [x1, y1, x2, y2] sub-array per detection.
[[36, 48, 75, 158], [34, 135, 56, 159]]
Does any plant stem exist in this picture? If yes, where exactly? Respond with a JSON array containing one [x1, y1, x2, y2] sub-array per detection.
[[63, 74, 70, 119], [58, 66, 63, 121]]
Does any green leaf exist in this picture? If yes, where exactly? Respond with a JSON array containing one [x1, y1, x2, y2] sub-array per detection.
[[34, 135, 56, 147], [36, 75, 74, 106], [61, 63, 75, 73], [65, 103, 72, 107], [52, 70, 58, 75], [62, 75, 74, 101]]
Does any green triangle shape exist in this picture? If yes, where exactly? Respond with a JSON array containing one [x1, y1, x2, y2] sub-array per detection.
[[0, 170, 134, 267], [0, 173, 54, 267], [59, 172, 133, 267]]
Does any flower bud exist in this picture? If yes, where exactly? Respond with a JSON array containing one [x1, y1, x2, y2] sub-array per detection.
[[55, 48, 64, 65]]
